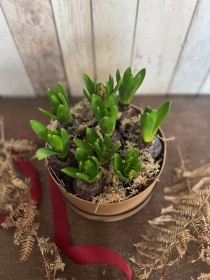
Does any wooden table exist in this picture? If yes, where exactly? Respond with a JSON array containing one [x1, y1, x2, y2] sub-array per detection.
[[0, 96, 210, 280]]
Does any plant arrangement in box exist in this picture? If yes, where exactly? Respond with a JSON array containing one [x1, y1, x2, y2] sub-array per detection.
[[30, 68, 172, 219]]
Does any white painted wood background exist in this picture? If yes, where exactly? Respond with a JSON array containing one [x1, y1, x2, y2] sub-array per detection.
[[0, 0, 209, 97]]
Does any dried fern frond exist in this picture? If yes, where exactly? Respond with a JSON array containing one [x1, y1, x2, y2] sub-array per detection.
[[0, 160, 11, 179], [20, 223, 39, 261], [183, 164, 210, 179], [131, 158, 210, 280], [11, 176, 31, 190], [197, 273, 210, 280], [37, 237, 66, 279], [0, 182, 12, 210], [0, 118, 66, 279], [5, 138, 37, 154]]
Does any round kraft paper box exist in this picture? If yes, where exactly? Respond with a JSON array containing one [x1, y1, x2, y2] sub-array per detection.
[[49, 106, 166, 222]]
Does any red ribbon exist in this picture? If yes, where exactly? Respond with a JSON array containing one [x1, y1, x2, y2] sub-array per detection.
[[0, 152, 132, 280], [50, 176, 132, 278]]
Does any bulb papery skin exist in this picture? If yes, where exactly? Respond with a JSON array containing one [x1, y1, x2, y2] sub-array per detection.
[[48, 153, 75, 173], [72, 178, 104, 201], [111, 129, 123, 146], [143, 136, 163, 158]]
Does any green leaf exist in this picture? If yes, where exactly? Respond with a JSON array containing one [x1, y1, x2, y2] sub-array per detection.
[[123, 75, 133, 95], [116, 69, 122, 96], [73, 138, 93, 155], [141, 113, 155, 143], [126, 149, 139, 162], [61, 128, 69, 146], [153, 101, 172, 134], [113, 153, 123, 173], [124, 73, 141, 104], [83, 88, 91, 102], [89, 171, 102, 182], [90, 156, 100, 172], [48, 94, 60, 113], [109, 141, 121, 158], [133, 161, 142, 173], [50, 128, 60, 135], [103, 108, 109, 117], [39, 108, 58, 120], [144, 106, 152, 114], [86, 128, 100, 145], [123, 160, 132, 174], [93, 142, 104, 162], [30, 120, 48, 142], [56, 82, 68, 102], [106, 94, 118, 111], [36, 148, 59, 160], [75, 148, 89, 163], [112, 78, 122, 95], [47, 88, 60, 101], [106, 81, 111, 97], [150, 110, 157, 123], [91, 94, 105, 121], [110, 105, 118, 124], [134, 68, 146, 88], [83, 74, 94, 95], [57, 105, 71, 124], [76, 173, 91, 182], [96, 107, 102, 122], [108, 75, 114, 94], [48, 135, 63, 152], [116, 69, 121, 84], [115, 170, 128, 181], [86, 159, 97, 178], [61, 167, 79, 178], [103, 134, 112, 149], [99, 117, 114, 136], [58, 92, 69, 107], [120, 75, 133, 104], [123, 67, 131, 82]]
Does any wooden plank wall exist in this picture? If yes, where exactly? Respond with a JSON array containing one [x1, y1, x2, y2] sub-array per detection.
[[0, 0, 209, 97], [0, 6, 35, 97], [0, 0, 67, 96]]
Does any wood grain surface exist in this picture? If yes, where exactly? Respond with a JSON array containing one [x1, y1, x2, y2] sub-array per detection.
[[1, 1, 210, 96], [132, 0, 198, 95], [51, 0, 94, 97], [1, 0, 67, 96], [0, 6, 35, 97], [0, 96, 210, 279], [169, 0, 210, 95], [92, 0, 137, 83]]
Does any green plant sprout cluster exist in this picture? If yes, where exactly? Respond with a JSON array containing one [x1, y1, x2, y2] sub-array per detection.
[[83, 73, 122, 103], [140, 101, 172, 143], [62, 149, 102, 183], [30, 120, 69, 159], [116, 67, 146, 104], [91, 94, 118, 136], [30, 69, 172, 185], [39, 82, 72, 125], [113, 149, 142, 181], [73, 128, 121, 164]]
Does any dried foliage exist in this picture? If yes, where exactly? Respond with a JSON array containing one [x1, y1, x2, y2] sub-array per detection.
[[5, 138, 37, 159], [131, 147, 210, 280], [37, 237, 65, 280], [0, 118, 66, 280], [196, 273, 210, 280]]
